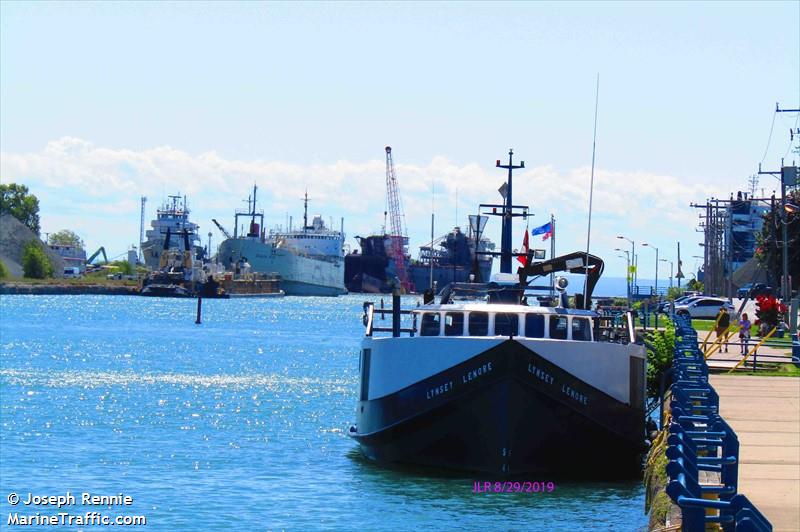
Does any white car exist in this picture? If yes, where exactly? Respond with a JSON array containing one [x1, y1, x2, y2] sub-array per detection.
[[674, 297, 735, 319]]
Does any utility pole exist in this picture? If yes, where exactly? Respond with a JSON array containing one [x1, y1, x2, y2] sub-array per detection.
[[759, 162, 797, 300], [773, 103, 800, 299]]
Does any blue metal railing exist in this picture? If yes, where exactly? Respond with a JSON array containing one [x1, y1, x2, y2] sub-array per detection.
[[664, 314, 772, 531]]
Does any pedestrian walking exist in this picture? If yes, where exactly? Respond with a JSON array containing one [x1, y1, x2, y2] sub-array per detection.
[[715, 307, 730, 352], [738, 313, 752, 355]]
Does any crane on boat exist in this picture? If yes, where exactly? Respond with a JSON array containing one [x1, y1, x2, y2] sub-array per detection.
[[384, 146, 413, 293], [212, 219, 232, 239]]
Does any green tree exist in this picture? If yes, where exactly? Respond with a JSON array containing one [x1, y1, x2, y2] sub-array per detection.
[[756, 189, 799, 294], [22, 242, 53, 278], [48, 229, 85, 250], [0, 183, 41, 235], [0, 259, 8, 279], [686, 278, 704, 293]]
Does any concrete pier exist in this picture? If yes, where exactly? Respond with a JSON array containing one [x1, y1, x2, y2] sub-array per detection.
[[710, 375, 800, 532]]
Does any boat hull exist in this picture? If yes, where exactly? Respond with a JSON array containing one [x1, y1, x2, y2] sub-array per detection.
[[351, 339, 645, 476]]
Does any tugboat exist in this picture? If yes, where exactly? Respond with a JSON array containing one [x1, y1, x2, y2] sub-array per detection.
[[141, 195, 204, 271], [140, 228, 228, 298], [349, 150, 646, 476]]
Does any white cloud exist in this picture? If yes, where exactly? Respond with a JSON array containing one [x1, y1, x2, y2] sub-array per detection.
[[1, 137, 725, 275]]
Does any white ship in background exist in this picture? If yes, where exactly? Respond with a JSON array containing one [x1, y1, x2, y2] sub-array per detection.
[[216, 186, 346, 296], [141, 195, 203, 270]]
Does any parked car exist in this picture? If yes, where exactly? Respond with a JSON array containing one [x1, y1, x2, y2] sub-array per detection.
[[657, 295, 702, 314], [748, 283, 772, 298], [736, 283, 773, 299], [674, 297, 736, 319], [63, 267, 82, 279], [736, 284, 753, 298]]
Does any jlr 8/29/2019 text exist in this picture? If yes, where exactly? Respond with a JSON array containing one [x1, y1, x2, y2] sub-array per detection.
[[472, 481, 556, 493]]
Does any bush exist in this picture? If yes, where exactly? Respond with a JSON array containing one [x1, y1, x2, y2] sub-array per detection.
[[22, 242, 53, 279], [110, 260, 134, 275], [645, 319, 675, 402], [0, 259, 8, 279], [665, 286, 683, 301]]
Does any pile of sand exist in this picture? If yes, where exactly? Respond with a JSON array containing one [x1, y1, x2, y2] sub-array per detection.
[[0, 213, 63, 278]]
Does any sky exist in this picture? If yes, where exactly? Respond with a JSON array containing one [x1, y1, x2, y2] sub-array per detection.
[[1, 1, 798, 281]]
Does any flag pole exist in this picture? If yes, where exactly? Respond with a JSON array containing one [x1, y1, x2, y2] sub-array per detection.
[[550, 213, 555, 295]]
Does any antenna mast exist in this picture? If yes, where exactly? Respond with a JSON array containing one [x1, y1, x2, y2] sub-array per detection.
[[138, 196, 147, 263], [303, 190, 309, 232], [583, 74, 600, 309]]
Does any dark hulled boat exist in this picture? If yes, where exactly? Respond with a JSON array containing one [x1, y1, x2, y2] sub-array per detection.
[[349, 151, 646, 476]]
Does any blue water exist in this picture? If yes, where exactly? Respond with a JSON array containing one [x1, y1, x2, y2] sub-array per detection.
[[0, 295, 647, 530]]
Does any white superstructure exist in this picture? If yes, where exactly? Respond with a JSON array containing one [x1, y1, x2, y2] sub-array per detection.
[[141, 195, 202, 270]]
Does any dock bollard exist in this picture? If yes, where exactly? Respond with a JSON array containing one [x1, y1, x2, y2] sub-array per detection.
[[392, 289, 401, 337], [195, 296, 202, 324]]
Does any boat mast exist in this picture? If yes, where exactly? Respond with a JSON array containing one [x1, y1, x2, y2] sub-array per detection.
[[251, 184, 258, 225], [497, 149, 525, 274], [303, 190, 308, 232]]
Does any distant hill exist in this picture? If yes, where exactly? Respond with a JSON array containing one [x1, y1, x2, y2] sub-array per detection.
[[0, 213, 63, 278]]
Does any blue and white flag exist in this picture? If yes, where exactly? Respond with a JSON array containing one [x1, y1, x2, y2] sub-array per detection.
[[530, 222, 553, 241]]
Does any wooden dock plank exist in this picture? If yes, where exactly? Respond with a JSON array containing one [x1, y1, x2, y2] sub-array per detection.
[[710, 375, 800, 532]]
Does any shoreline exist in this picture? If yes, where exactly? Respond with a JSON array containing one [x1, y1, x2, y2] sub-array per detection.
[[0, 282, 139, 296]]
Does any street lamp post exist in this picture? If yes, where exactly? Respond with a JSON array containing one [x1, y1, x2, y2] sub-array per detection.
[[660, 258, 673, 289], [617, 235, 635, 299], [643, 243, 659, 298], [614, 247, 631, 306]]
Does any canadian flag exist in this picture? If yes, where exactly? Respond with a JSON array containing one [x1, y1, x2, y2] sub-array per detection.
[[517, 230, 529, 266]]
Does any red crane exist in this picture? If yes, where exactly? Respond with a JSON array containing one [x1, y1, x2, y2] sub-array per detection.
[[384, 146, 413, 293]]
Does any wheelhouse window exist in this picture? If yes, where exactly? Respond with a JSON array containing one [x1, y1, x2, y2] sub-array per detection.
[[549, 316, 568, 340], [494, 313, 519, 337], [468, 312, 489, 336], [525, 314, 545, 338], [444, 312, 464, 336], [420, 313, 441, 336], [571, 317, 591, 341]]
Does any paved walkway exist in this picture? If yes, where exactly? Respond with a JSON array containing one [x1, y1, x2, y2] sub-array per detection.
[[710, 375, 800, 531], [698, 331, 793, 371]]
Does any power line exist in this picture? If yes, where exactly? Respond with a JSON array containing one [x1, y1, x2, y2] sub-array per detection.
[[782, 113, 799, 158], [760, 110, 777, 164]]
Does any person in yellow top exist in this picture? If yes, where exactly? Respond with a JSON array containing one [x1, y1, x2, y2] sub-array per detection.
[[715, 307, 731, 353]]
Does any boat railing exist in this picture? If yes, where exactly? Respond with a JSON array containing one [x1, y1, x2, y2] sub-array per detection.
[[662, 314, 772, 531], [363, 300, 639, 344], [595, 311, 638, 344], [362, 301, 415, 337]]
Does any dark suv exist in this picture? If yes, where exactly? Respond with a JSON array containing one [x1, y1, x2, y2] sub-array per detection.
[[748, 283, 772, 298]]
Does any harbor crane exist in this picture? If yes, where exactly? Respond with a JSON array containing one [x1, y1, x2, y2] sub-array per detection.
[[385, 146, 414, 293], [212, 219, 232, 239], [86, 247, 108, 264]]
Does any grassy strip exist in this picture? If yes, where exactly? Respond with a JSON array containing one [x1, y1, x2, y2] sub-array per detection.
[[691, 319, 793, 346], [0, 275, 138, 287], [728, 364, 800, 377]]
